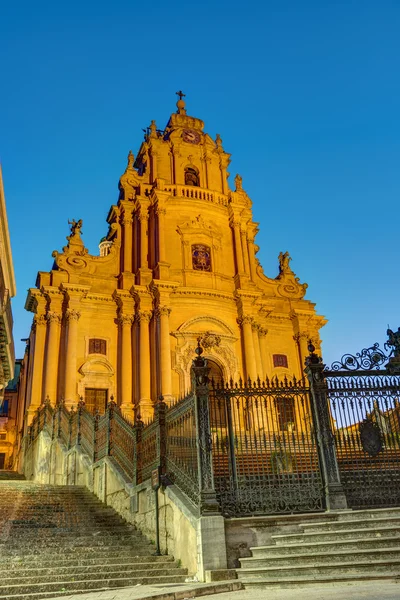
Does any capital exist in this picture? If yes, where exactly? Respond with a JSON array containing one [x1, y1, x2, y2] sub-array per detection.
[[155, 306, 171, 319], [65, 309, 81, 322], [137, 310, 153, 323], [46, 311, 62, 324], [258, 326, 268, 337], [32, 314, 47, 331], [251, 321, 260, 332], [118, 314, 134, 326], [121, 216, 133, 227], [237, 315, 253, 327]]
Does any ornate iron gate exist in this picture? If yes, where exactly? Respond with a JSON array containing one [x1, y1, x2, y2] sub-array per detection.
[[209, 378, 324, 516], [324, 336, 400, 509]]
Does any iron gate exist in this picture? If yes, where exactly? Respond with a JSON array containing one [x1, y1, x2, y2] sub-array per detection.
[[325, 337, 400, 509], [209, 378, 324, 516]]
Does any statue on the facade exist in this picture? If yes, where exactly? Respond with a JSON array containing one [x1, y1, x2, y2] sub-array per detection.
[[149, 120, 157, 138], [68, 219, 83, 236], [387, 327, 400, 357], [127, 150, 135, 169], [234, 174, 243, 191], [215, 134, 223, 149], [278, 251, 291, 274]]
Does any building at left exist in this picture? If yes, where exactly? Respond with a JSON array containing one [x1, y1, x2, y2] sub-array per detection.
[[0, 167, 17, 469]]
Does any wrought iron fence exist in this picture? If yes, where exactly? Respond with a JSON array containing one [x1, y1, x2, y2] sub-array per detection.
[[95, 413, 108, 461], [209, 377, 324, 516], [165, 393, 199, 505], [110, 409, 136, 480], [80, 409, 95, 459], [326, 368, 400, 509], [137, 419, 158, 483]]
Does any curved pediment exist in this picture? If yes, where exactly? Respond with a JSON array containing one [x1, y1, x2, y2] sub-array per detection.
[[79, 356, 114, 377], [176, 315, 235, 336]]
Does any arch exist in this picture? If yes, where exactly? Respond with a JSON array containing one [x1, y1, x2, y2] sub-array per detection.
[[184, 166, 200, 187], [177, 315, 235, 336], [78, 356, 115, 407]]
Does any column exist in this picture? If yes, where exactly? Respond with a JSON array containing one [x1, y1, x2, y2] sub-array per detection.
[[157, 306, 173, 405], [119, 314, 134, 417], [241, 229, 251, 276], [139, 212, 149, 269], [252, 322, 263, 379], [248, 239, 258, 282], [232, 222, 245, 274], [258, 327, 269, 377], [64, 309, 80, 407], [138, 310, 153, 420], [294, 332, 311, 374], [157, 207, 167, 263], [28, 313, 47, 419], [122, 212, 133, 272], [238, 316, 257, 381], [42, 311, 62, 404]]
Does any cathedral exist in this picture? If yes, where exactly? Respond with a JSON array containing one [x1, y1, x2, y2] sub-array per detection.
[[23, 94, 326, 424]]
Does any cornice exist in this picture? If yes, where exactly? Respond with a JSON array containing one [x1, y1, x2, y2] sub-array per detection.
[[173, 288, 235, 303]]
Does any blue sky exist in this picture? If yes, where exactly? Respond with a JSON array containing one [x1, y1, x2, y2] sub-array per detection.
[[1, 1, 399, 364]]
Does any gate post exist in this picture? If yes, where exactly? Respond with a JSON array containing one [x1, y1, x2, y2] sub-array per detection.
[[305, 343, 348, 511], [192, 343, 221, 515]]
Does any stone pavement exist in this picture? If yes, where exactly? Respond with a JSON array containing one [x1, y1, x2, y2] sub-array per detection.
[[47, 579, 400, 600]]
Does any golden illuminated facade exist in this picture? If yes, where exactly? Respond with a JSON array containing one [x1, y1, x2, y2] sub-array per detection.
[[23, 96, 326, 423]]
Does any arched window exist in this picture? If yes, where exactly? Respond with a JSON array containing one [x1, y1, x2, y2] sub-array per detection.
[[185, 167, 200, 187]]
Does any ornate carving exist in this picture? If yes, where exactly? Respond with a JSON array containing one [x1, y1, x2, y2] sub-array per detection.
[[359, 419, 383, 457], [65, 309, 81, 322], [200, 332, 221, 349], [258, 327, 268, 337], [237, 316, 253, 327], [234, 174, 243, 191], [46, 311, 62, 324], [155, 306, 171, 319], [68, 219, 83, 237], [275, 251, 308, 299], [137, 310, 153, 323], [192, 244, 212, 272], [118, 314, 134, 326]]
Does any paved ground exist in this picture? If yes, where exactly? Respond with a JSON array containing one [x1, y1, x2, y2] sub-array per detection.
[[49, 579, 400, 600]]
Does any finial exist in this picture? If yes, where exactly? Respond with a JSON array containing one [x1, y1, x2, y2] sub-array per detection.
[[127, 150, 135, 169], [149, 120, 157, 138], [176, 90, 186, 115], [215, 134, 223, 148], [68, 219, 83, 237], [195, 337, 204, 356]]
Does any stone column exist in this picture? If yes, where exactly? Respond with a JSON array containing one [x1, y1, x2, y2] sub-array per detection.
[[122, 213, 133, 272], [252, 322, 263, 379], [258, 327, 269, 377], [238, 316, 257, 381], [64, 309, 80, 408], [139, 212, 149, 269], [138, 310, 153, 420], [42, 311, 62, 404], [119, 314, 134, 419], [232, 221, 245, 274], [156, 306, 173, 406], [248, 239, 258, 282], [241, 229, 251, 276], [29, 313, 47, 416], [157, 207, 167, 263]]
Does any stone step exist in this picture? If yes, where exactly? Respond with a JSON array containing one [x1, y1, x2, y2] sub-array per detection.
[[250, 535, 400, 557], [0, 541, 155, 554], [0, 573, 188, 597], [272, 525, 400, 544], [240, 546, 400, 568], [301, 516, 400, 533], [333, 507, 400, 521], [236, 558, 400, 580], [238, 572, 399, 588], [0, 566, 188, 586], [0, 547, 157, 560], [0, 556, 175, 573]]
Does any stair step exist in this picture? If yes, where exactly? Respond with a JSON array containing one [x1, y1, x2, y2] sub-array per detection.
[[251, 535, 400, 557], [272, 525, 400, 544], [237, 558, 400, 579], [0, 557, 175, 574], [0, 574, 188, 596], [240, 547, 400, 568], [238, 572, 400, 588], [302, 516, 400, 532]]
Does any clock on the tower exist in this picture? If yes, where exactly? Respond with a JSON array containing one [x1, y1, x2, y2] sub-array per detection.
[[182, 129, 200, 144]]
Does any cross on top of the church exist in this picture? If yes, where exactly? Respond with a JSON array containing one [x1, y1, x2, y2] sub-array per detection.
[[175, 90, 187, 115], [176, 90, 185, 100]]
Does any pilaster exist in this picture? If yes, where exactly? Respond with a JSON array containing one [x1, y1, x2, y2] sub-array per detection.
[[42, 287, 63, 405]]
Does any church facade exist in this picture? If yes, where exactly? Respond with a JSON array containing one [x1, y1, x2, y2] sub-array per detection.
[[23, 95, 326, 424]]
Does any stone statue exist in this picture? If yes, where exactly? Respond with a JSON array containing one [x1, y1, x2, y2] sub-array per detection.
[[234, 174, 243, 191], [149, 120, 157, 138], [68, 219, 83, 236], [278, 251, 291, 274], [127, 150, 135, 169], [215, 134, 223, 148], [387, 327, 400, 357]]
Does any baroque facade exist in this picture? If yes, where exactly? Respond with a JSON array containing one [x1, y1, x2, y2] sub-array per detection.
[[23, 95, 326, 423]]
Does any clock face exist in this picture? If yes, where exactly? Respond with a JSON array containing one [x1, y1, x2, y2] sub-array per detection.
[[182, 129, 201, 144]]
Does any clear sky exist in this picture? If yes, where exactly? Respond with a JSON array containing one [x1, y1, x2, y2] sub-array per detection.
[[1, 0, 399, 365]]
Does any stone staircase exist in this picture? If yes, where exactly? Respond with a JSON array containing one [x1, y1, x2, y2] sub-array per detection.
[[0, 480, 188, 599], [237, 508, 400, 587]]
